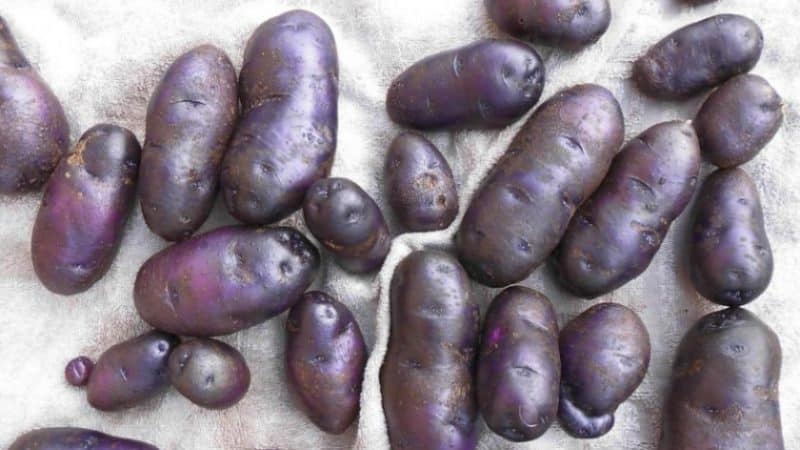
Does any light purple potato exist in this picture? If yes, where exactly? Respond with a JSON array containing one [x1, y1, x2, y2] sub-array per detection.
[[8, 427, 159, 450]]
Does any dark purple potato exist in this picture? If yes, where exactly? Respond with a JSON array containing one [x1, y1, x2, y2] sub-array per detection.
[[456, 84, 624, 287], [384, 132, 458, 232], [134, 225, 319, 336], [477, 286, 560, 442], [634, 14, 763, 99], [694, 74, 783, 168], [558, 303, 650, 438], [286, 291, 367, 434], [221, 10, 338, 225], [86, 330, 179, 411], [381, 250, 480, 450], [31, 124, 141, 295], [65, 356, 94, 387], [386, 39, 544, 130], [690, 168, 772, 306], [140, 45, 238, 241], [8, 428, 159, 450], [0, 16, 69, 194], [554, 121, 701, 298], [660, 308, 783, 450], [486, 0, 611, 50], [168, 338, 250, 410], [303, 178, 391, 273]]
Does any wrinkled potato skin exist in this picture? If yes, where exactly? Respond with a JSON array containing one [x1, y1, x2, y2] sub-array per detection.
[[221, 10, 338, 225], [134, 226, 320, 336], [31, 124, 141, 295], [0, 16, 69, 194], [381, 251, 480, 450], [286, 291, 367, 434], [8, 427, 159, 450], [456, 84, 624, 287], [660, 308, 783, 450], [634, 14, 763, 99], [690, 169, 772, 306], [140, 45, 238, 241], [477, 286, 560, 442], [694, 74, 783, 168], [386, 39, 544, 130], [554, 121, 701, 298]]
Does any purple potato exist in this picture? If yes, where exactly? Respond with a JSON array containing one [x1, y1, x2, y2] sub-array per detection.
[[386, 39, 544, 130], [659, 308, 783, 450], [0, 16, 69, 194], [31, 124, 141, 295], [134, 225, 319, 336], [694, 74, 783, 168], [286, 291, 367, 434], [221, 10, 338, 225], [477, 286, 560, 442], [8, 428, 158, 450], [554, 121, 701, 298], [86, 330, 179, 411], [558, 303, 650, 438], [456, 84, 624, 287], [384, 132, 458, 232], [65, 356, 94, 387], [381, 250, 480, 450], [634, 14, 763, 99], [303, 177, 391, 273], [690, 168, 772, 306], [140, 45, 238, 241]]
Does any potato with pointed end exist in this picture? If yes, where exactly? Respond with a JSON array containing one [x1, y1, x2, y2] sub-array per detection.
[[168, 338, 250, 409], [9, 427, 159, 450]]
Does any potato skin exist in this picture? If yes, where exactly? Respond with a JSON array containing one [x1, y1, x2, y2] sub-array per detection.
[[0, 16, 69, 194], [381, 250, 480, 450], [386, 39, 544, 130], [286, 291, 367, 434], [303, 177, 391, 273], [477, 286, 560, 442], [140, 45, 238, 241], [87, 330, 179, 411], [659, 308, 783, 450], [694, 74, 783, 168], [634, 14, 763, 99], [31, 124, 141, 295], [221, 10, 338, 225], [554, 121, 701, 298], [558, 303, 650, 438], [8, 427, 159, 450], [456, 84, 624, 287], [384, 132, 458, 232], [690, 168, 772, 306], [134, 225, 320, 336]]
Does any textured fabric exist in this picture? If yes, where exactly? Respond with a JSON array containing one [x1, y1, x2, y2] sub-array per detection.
[[0, 1, 798, 449]]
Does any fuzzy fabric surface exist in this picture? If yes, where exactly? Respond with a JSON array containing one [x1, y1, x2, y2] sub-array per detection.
[[0, 0, 798, 449]]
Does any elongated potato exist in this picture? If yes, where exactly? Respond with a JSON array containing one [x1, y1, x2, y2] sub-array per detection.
[[456, 84, 624, 287], [9, 427, 159, 450], [554, 121, 700, 298], [381, 250, 480, 449]]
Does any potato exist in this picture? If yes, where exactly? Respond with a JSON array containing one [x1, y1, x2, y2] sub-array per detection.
[[386, 39, 544, 130], [8, 427, 159, 450], [694, 74, 783, 168], [303, 177, 391, 273], [558, 303, 650, 438], [221, 10, 338, 225], [634, 14, 763, 99], [65, 356, 94, 387], [554, 121, 701, 298], [381, 250, 480, 449], [385, 132, 458, 232], [0, 16, 69, 194], [659, 308, 783, 450], [690, 168, 772, 306], [477, 286, 560, 442], [87, 330, 179, 411], [286, 291, 367, 434], [456, 84, 624, 287], [140, 45, 238, 241], [31, 124, 141, 295], [485, 0, 611, 50], [134, 225, 319, 336]]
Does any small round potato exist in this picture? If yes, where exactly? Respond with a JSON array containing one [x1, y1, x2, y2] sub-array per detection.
[[65, 356, 94, 387], [8, 428, 159, 450]]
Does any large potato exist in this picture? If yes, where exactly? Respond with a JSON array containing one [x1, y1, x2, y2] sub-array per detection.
[[9, 427, 158, 450]]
